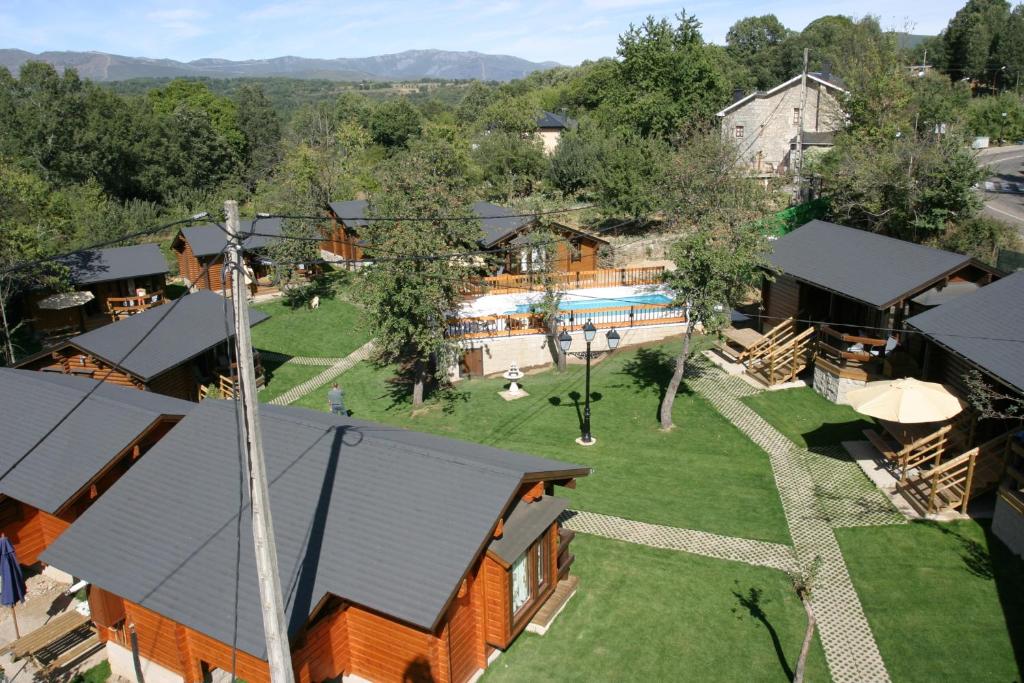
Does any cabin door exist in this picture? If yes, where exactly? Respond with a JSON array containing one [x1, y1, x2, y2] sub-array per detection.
[[460, 348, 484, 379]]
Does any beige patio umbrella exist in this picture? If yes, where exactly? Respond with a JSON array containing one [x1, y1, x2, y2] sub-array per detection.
[[846, 378, 966, 423]]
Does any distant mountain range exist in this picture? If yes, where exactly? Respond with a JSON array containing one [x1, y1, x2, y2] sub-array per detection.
[[0, 48, 560, 82]]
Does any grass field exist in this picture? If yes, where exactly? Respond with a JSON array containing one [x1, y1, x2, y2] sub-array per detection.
[[293, 339, 791, 545], [741, 387, 876, 449], [482, 534, 829, 682], [252, 297, 368, 359], [837, 521, 1024, 683]]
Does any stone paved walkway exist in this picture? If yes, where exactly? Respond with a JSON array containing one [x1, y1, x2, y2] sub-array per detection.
[[686, 358, 892, 683], [560, 510, 798, 573], [261, 351, 345, 367], [267, 341, 376, 405]]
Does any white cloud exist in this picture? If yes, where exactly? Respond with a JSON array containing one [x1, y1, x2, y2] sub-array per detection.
[[144, 8, 208, 39]]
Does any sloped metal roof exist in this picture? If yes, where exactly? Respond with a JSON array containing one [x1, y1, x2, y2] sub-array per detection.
[[179, 218, 283, 257], [327, 199, 370, 229], [0, 370, 192, 514], [62, 290, 269, 381], [42, 402, 589, 659], [907, 271, 1024, 393], [769, 220, 972, 309], [56, 244, 169, 285], [488, 495, 568, 564]]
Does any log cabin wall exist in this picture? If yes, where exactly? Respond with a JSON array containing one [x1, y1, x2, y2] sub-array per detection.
[[345, 605, 444, 683], [31, 348, 144, 389], [174, 238, 201, 287], [762, 274, 800, 333], [446, 572, 486, 683], [481, 554, 511, 647], [0, 499, 67, 566], [147, 365, 200, 401], [321, 219, 364, 261], [292, 602, 349, 683]]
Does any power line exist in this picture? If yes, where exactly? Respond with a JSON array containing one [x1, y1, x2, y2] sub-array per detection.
[[263, 204, 594, 223]]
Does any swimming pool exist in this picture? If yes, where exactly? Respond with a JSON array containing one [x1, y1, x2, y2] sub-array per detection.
[[509, 293, 672, 313]]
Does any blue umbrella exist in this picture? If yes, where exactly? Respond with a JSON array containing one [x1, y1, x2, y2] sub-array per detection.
[[0, 535, 26, 638]]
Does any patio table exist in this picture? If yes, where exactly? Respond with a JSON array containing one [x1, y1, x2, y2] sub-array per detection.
[[876, 419, 940, 446]]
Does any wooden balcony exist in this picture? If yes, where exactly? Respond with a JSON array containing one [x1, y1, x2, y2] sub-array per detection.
[[106, 291, 165, 321], [464, 267, 665, 296], [814, 325, 887, 381]]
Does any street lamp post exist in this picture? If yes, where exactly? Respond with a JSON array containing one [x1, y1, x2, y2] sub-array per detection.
[[1001, 111, 1008, 143], [558, 321, 620, 446]]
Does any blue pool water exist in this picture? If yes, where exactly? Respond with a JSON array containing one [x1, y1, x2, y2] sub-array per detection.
[[510, 293, 672, 313]]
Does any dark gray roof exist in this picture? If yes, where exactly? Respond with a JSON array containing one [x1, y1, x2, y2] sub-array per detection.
[[769, 221, 972, 309], [488, 495, 568, 564], [0, 370, 191, 515], [56, 244, 169, 285], [42, 401, 588, 658], [327, 198, 534, 248], [63, 290, 269, 381], [327, 200, 370, 229], [536, 111, 574, 129], [790, 131, 835, 147], [178, 218, 283, 258], [907, 271, 1024, 393], [473, 201, 535, 247]]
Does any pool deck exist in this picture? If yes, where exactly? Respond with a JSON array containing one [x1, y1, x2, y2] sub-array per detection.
[[461, 284, 668, 317]]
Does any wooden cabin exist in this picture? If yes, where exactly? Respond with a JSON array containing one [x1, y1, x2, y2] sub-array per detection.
[[759, 220, 999, 386], [171, 218, 282, 292], [320, 199, 607, 274], [15, 291, 268, 401], [43, 401, 589, 683], [25, 244, 169, 335], [0, 370, 190, 568], [905, 271, 1024, 528]]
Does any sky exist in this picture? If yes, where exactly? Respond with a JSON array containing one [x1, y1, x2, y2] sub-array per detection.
[[0, 1, 965, 66]]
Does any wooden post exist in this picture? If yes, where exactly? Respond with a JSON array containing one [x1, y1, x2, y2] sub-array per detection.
[[962, 452, 977, 515], [794, 48, 810, 194], [225, 201, 296, 683]]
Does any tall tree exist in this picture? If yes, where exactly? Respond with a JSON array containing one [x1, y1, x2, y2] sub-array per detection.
[[656, 131, 774, 430], [943, 0, 1012, 80], [726, 15, 792, 89], [473, 131, 547, 203], [368, 99, 423, 148], [356, 140, 481, 405], [236, 84, 283, 191]]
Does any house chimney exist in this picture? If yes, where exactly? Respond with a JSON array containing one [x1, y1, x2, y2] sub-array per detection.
[[732, 88, 745, 103]]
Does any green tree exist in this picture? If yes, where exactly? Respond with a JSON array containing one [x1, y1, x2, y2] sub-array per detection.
[[472, 131, 547, 202], [994, 5, 1024, 89], [943, 0, 1012, 80], [548, 124, 603, 195], [264, 217, 321, 288], [235, 84, 283, 191], [455, 81, 497, 124], [657, 130, 775, 429], [726, 15, 792, 89], [368, 99, 423, 148], [967, 91, 1024, 139], [147, 79, 246, 160], [591, 130, 671, 219], [356, 144, 481, 405]]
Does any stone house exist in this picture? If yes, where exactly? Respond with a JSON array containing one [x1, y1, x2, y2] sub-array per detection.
[[716, 71, 846, 176], [536, 111, 574, 155]]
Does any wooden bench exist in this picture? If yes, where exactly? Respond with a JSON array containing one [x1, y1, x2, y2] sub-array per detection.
[[719, 327, 765, 364], [46, 633, 102, 671], [863, 429, 901, 462], [1, 610, 94, 666]]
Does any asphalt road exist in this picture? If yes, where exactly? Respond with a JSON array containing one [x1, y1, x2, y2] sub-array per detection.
[[978, 145, 1024, 236]]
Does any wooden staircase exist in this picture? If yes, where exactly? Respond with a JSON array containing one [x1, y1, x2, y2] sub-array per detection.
[[745, 319, 816, 387], [898, 430, 1014, 516]]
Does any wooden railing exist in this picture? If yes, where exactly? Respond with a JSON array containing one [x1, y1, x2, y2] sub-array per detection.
[[107, 291, 165, 321], [744, 318, 816, 386], [464, 267, 666, 296], [816, 325, 886, 369], [448, 301, 687, 339], [898, 431, 1015, 515]]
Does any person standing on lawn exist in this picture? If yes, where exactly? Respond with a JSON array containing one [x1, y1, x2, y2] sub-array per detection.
[[327, 383, 346, 415]]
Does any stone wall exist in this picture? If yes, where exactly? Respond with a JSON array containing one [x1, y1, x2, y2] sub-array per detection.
[[454, 322, 686, 378], [721, 79, 843, 174], [813, 363, 867, 404]]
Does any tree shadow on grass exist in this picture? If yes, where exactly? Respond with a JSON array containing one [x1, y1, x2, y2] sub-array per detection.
[[732, 585, 795, 681], [618, 346, 693, 422], [802, 421, 878, 449], [919, 519, 994, 580]]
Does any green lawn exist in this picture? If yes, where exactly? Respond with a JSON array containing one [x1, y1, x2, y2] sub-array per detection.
[[71, 659, 110, 683], [482, 534, 829, 682], [836, 521, 1024, 683], [742, 387, 876, 449], [258, 362, 324, 403], [293, 340, 792, 545], [252, 297, 368, 358]]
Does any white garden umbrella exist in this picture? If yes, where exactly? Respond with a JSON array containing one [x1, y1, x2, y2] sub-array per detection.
[[846, 377, 966, 423]]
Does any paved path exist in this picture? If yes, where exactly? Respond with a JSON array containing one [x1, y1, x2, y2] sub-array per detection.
[[261, 351, 344, 367], [686, 358, 892, 683], [267, 341, 376, 406], [561, 510, 798, 573]]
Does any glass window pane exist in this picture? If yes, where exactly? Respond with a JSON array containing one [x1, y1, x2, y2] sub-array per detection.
[[535, 542, 544, 587], [511, 554, 529, 614]]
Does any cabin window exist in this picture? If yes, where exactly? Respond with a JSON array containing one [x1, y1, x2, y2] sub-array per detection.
[[570, 241, 582, 263], [509, 532, 550, 621], [734, 125, 744, 138], [793, 107, 801, 124]]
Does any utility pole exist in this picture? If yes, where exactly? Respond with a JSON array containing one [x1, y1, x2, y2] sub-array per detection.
[[225, 200, 295, 683], [794, 48, 810, 200]]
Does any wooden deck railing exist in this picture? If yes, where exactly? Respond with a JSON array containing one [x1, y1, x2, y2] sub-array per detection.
[[107, 291, 165, 320], [448, 301, 687, 339], [464, 267, 666, 296], [816, 325, 886, 369]]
